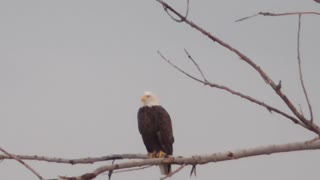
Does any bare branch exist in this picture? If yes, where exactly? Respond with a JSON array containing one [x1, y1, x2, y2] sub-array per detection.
[[59, 138, 320, 180], [235, 13, 259, 22], [259, 11, 320, 16], [236, 11, 320, 22], [299, 104, 305, 117], [157, 51, 204, 84], [0, 147, 44, 180], [160, 164, 186, 180], [184, 49, 208, 82], [190, 165, 197, 176], [297, 14, 313, 122], [162, 0, 190, 22], [163, 8, 182, 22], [0, 153, 148, 164], [112, 165, 153, 174], [185, 0, 190, 19], [156, 0, 320, 135], [158, 51, 309, 130]]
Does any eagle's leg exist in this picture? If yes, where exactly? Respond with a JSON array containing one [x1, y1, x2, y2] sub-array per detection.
[[156, 150, 167, 158], [148, 151, 157, 158]]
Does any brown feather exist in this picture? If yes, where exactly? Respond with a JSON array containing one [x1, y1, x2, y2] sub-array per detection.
[[138, 105, 174, 175]]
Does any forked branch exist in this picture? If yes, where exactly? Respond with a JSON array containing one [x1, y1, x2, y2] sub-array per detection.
[[0, 147, 44, 180], [58, 138, 320, 180], [184, 49, 208, 82], [156, 0, 320, 135], [157, 51, 308, 129], [162, 0, 190, 22], [160, 164, 186, 180]]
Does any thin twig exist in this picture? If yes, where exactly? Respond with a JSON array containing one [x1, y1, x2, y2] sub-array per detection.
[[113, 165, 153, 174], [299, 104, 304, 117], [184, 49, 207, 82], [306, 136, 320, 144], [164, 7, 182, 22], [236, 11, 320, 22], [101, 165, 153, 176], [161, 0, 190, 22], [160, 164, 186, 180], [156, 0, 320, 135], [0, 147, 44, 180], [190, 165, 197, 176], [259, 11, 320, 16], [108, 159, 116, 180], [186, 0, 190, 18], [157, 51, 202, 83], [235, 13, 259, 22], [297, 14, 313, 123], [158, 51, 309, 130]]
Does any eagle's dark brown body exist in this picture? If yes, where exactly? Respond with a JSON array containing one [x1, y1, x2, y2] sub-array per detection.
[[137, 105, 174, 174]]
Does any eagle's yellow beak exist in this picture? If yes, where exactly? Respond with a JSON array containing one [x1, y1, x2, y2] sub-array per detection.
[[141, 95, 147, 103]]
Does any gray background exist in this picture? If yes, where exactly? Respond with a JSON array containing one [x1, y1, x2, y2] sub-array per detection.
[[1, 0, 320, 179]]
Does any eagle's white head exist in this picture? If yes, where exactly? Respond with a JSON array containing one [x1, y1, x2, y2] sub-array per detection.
[[141, 91, 160, 107]]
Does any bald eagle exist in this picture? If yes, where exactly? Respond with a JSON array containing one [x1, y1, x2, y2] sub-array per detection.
[[137, 91, 174, 175]]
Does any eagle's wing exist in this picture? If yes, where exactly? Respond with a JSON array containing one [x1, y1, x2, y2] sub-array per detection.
[[155, 106, 174, 155]]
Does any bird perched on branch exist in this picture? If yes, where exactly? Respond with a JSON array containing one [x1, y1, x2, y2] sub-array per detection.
[[137, 91, 174, 175]]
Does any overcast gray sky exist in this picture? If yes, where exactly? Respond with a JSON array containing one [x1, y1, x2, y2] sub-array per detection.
[[1, 0, 320, 179]]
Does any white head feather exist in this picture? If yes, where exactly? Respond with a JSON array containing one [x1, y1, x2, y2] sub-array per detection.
[[141, 91, 160, 107]]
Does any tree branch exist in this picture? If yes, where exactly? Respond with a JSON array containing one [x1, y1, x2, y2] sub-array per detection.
[[296, 14, 313, 123], [259, 11, 320, 16], [0, 153, 148, 165], [59, 138, 320, 180], [184, 49, 208, 82], [162, 0, 190, 22], [0, 147, 44, 180], [160, 164, 186, 180], [236, 11, 320, 22], [156, 0, 320, 135], [157, 51, 309, 130], [110, 165, 152, 174]]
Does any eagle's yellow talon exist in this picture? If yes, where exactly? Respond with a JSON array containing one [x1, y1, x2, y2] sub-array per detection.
[[148, 151, 157, 158], [156, 151, 167, 158]]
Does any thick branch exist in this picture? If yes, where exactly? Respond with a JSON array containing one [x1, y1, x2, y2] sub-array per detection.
[[156, 0, 320, 135], [61, 138, 320, 180], [0, 153, 148, 164]]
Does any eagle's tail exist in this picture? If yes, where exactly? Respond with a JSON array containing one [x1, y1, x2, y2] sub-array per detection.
[[159, 164, 171, 175]]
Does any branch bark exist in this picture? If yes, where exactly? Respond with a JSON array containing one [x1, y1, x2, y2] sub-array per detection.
[[156, 0, 320, 135], [0, 153, 148, 165], [236, 11, 320, 22], [0, 147, 44, 180], [157, 51, 308, 129], [59, 138, 320, 180], [296, 15, 313, 122]]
